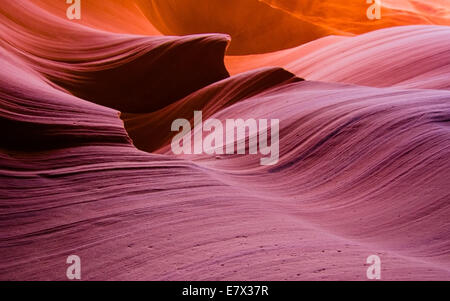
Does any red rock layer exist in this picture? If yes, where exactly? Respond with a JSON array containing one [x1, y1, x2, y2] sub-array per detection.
[[0, 1, 449, 281]]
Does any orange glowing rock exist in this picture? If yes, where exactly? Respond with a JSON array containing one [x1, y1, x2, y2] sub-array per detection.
[[136, 0, 450, 55], [261, 0, 450, 34], [31, 0, 160, 35], [135, 0, 336, 55]]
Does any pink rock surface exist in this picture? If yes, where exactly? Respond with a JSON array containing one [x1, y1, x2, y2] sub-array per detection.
[[0, 1, 449, 280]]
